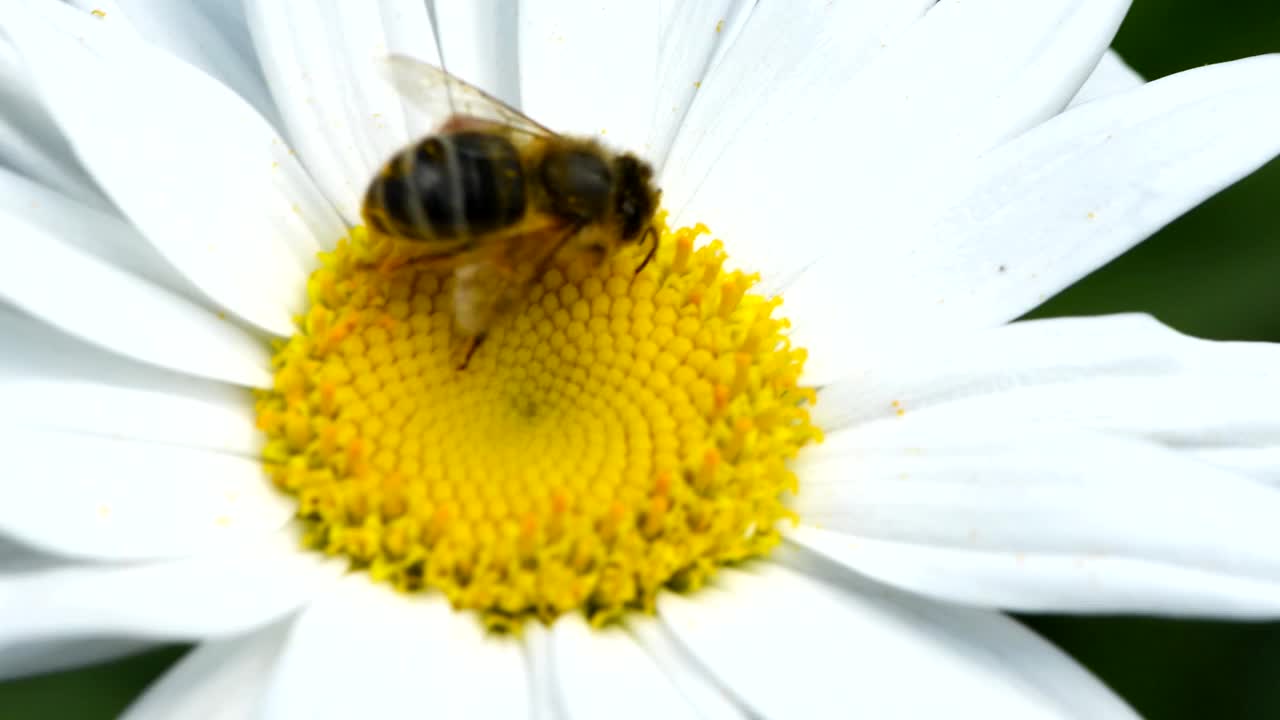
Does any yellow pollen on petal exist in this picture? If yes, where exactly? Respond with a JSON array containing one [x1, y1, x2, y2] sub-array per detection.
[[255, 217, 821, 629]]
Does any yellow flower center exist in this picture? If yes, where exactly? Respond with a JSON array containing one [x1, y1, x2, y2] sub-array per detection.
[[255, 218, 820, 629]]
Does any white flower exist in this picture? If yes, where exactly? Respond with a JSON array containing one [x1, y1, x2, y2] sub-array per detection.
[[1, 1, 1279, 718]]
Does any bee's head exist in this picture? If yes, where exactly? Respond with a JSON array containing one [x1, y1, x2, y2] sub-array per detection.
[[613, 154, 659, 243]]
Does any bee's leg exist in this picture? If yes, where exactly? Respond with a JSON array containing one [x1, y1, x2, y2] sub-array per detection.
[[457, 333, 487, 370], [633, 226, 659, 276], [365, 224, 406, 276], [375, 243, 451, 276], [393, 253, 462, 274], [377, 248, 408, 275]]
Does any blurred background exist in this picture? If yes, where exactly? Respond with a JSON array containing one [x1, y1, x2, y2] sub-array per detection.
[[2, 0, 1279, 717]]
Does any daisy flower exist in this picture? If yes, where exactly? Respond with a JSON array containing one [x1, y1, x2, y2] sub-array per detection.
[[2, 0, 1279, 717]]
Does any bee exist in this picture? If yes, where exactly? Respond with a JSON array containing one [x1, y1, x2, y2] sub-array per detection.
[[363, 56, 661, 368]]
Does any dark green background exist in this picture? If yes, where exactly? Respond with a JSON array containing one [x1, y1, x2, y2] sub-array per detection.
[[3, 1, 1279, 717]]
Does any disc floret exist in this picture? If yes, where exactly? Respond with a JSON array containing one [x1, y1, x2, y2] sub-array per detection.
[[256, 218, 821, 628]]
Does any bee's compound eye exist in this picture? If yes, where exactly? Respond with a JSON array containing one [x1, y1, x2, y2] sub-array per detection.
[[613, 155, 656, 241]]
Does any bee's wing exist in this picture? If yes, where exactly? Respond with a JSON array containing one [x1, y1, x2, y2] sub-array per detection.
[[380, 54, 556, 138], [450, 223, 581, 336]]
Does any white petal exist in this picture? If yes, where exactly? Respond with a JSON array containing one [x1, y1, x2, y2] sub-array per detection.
[[261, 575, 526, 719], [0, 165, 193, 298], [61, 0, 281, 128], [0, 210, 272, 388], [1189, 447, 1280, 486], [1069, 48, 1144, 107], [550, 615, 699, 720], [433, 1, 521, 106], [0, 377, 260, 457], [524, 621, 558, 720], [3, 4, 341, 336], [518, 1, 660, 156], [701, 0, 755, 76], [246, 0, 439, 225], [0, 40, 109, 210], [787, 55, 1280, 382], [660, 560, 1134, 718], [793, 315, 1280, 616], [0, 304, 264, 395], [628, 617, 749, 720], [0, 429, 292, 561], [192, 0, 258, 63], [0, 537, 62, 574], [814, 313, 1280, 439], [644, 1, 752, 171], [0, 542, 161, 682], [793, 425, 1280, 615], [0, 534, 161, 681], [122, 622, 291, 720], [662, 0, 930, 219], [791, 527, 1280, 620], [0, 530, 340, 647], [0, 637, 156, 682], [664, 0, 1125, 299], [815, 314, 1280, 478]]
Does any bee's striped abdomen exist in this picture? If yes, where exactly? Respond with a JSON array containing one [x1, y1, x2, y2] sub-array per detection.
[[366, 131, 526, 243]]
